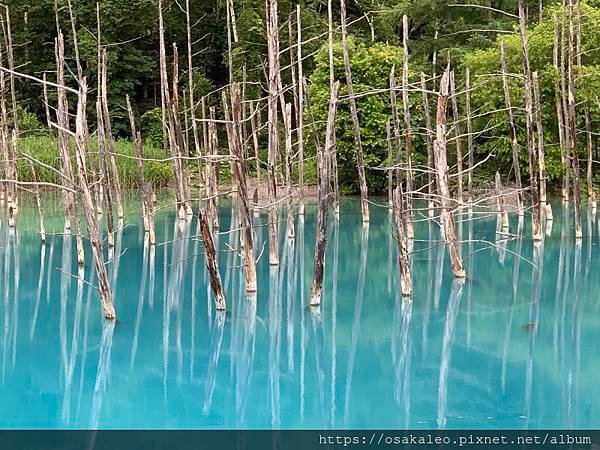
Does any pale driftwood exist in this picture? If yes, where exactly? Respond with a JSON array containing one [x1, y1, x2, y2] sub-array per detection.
[[126, 96, 156, 245], [310, 81, 339, 307], [392, 187, 412, 297], [341, 0, 369, 223], [74, 80, 116, 320], [433, 67, 465, 278], [224, 83, 257, 292], [500, 39, 524, 215], [518, 0, 542, 241], [420, 73, 435, 216], [199, 208, 226, 310], [266, 0, 280, 265]]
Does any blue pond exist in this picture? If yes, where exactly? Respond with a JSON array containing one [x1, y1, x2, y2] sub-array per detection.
[[0, 194, 598, 429]]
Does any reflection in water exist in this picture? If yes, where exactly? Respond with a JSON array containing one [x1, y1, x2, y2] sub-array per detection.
[[0, 197, 599, 429], [437, 279, 464, 429]]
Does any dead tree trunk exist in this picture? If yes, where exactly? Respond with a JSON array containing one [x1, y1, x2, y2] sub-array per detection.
[[74, 80, 116, 320], [266, 0, 280, 265], [401, 15, 414, 238], [392, 186, 412, 297], [420, 72, 435, 216], [495, 171, 509, 230], [224, 84, 258, 293], [449, 70, 463, 204], [389, 66, 402, 192], [186, 0, 202, 179], [500, 39, 524, 215], [433, 66, 466, 278], [310, 81, 339, 307], [553, 13, 569, 202], [532, 71, 551, 219], [566, 0, 582, 238], [386, 119, 394, 207], [100, 49, 124, 219], [465, 67, 474, 203], [29, 160, 46, 242], [296, 4, 305, 215], [126, 96, 156, 245], [284, 103, 295, 239], [207, 107, 220, 230], [341, 0, 369, 223], [518, 0, 543, 241], [55, 32, 76, 233], [96, 101, 115, 248]]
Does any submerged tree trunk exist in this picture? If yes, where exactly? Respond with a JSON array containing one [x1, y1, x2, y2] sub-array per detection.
[[224, 84, 257, 293], [433, 66, 466, 278], [392, 187, 412, 297], [198, 208, 226, 310], [310, 81, 339, 307], [74, 81, 116, 320]]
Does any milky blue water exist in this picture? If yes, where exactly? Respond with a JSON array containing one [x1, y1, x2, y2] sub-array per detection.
[[0, 194, 598, 429]]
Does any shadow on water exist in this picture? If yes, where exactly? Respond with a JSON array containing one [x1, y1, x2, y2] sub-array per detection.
[[0, 195, 599, 429]]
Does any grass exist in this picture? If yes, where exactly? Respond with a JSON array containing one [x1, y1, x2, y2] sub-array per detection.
[[17, 135, 174, 188]]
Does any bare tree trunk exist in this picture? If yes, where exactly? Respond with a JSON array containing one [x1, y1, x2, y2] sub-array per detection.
[[465, 68, 474, 203], [449, 70, 463, 204], [296, 4, 305, 215], [500, 39, 524, 215], [207, 107, 220, 230], [341, 0, 369, 223], [96, 101, 115, 248], [566, 0, 582, 238], [29, 160, 46, 242], [495, 171, 509, 230], [518, 0, 543, 241], [100, 49, 124, 219], [392, 187, 412, 297], [284, 103, 295, 239], [126, 96, 156, 245], [266, 0, 280, 265], [224, 83, 257, 293], [433, 66, 466, 278], [386, 119, 394, 207], [186, 0, 202, 178], [389, 66, 402, 192], [532, 71, 551, 219], [55, 32, 76, 233], [310, 81, 339, 307], [401, 15, 414, 238], [74, 81, 116, 320], [559, 3, 571, 202], [553, 13, 569, 202], [420, 72, 435, 217], [250, 101, 261, 183]]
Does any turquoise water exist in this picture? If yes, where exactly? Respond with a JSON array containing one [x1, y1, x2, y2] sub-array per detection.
[[0, 194, 598, 429]]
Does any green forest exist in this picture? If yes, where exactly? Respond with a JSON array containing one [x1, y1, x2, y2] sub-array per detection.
[[6, 0, 600, 194]]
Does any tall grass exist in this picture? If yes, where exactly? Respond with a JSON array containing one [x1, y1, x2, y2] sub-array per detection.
[[17, 136, 174, 188]]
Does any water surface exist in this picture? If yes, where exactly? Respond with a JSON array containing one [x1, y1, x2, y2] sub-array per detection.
[[0, 194, 598, 429]]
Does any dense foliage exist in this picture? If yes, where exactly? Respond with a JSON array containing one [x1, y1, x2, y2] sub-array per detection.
[[4, 0, 600, 193]]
